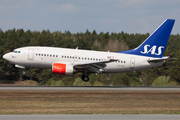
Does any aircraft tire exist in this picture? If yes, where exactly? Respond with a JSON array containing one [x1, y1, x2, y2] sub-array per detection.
[[81, 75, 89, 82]]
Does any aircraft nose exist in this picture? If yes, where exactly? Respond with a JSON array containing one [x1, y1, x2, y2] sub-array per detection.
[[3, 53, 10, 61], [3, 54, 7, 60]]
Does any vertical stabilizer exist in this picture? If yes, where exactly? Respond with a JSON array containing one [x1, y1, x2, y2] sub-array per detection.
[[118, 19, 175, 58]]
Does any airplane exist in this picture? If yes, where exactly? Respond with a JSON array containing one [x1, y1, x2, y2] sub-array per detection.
[[3, 19, 175, 82]]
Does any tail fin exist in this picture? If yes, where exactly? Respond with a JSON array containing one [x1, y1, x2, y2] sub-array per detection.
[[118, 19, 175, 58]]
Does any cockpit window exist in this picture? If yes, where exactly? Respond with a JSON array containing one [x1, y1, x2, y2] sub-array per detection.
[[12, 50, 21, 53]]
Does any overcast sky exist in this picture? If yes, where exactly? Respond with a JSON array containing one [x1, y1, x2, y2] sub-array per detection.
[[0, 0, 179, 34]]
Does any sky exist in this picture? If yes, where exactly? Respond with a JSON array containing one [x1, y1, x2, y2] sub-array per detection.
[[0, 0, 179, 34]]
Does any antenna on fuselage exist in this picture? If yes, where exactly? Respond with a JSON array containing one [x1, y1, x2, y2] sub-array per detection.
[[76, 47, 78, 50]]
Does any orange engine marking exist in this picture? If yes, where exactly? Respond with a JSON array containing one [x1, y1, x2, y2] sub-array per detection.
[[53, 63, 66, 75]]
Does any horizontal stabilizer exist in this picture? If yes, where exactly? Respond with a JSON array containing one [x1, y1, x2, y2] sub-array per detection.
[[147, 56, 176, 62]]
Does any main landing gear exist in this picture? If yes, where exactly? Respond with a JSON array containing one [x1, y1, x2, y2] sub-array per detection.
[[81, 75, 89, 82], [81, 71, 89, 82]]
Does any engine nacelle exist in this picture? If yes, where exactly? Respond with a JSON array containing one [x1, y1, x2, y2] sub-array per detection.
[[52, 63, 73, 75]]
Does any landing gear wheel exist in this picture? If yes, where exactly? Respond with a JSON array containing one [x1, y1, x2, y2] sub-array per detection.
[[81, 75, 89, 82]]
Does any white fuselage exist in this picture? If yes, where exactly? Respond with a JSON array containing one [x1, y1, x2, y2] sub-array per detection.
[[3, 46, 164, 73]]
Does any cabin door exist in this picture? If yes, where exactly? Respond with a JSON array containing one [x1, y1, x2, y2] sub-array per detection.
[[130, 57, 135, 69], [28, 48, 34, 60]]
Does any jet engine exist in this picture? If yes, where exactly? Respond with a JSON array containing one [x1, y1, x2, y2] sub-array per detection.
[[52, 63, 73, 75]]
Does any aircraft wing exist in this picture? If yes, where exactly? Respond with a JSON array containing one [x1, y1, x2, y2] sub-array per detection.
[[73, 59, 119, 73]]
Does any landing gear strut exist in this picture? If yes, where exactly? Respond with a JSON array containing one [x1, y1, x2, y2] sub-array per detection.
[[23, 69, 26, 75], [81, 70, 89, 82]]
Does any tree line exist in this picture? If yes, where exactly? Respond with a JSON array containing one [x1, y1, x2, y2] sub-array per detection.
[[0, 28, 180, 86]]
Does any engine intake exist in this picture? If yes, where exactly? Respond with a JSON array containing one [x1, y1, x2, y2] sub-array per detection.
[[52, 63, 73, 75]]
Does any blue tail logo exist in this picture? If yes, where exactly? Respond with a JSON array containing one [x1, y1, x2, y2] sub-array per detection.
[[118, 19, 175, 58], [140, 45, 164, 55]]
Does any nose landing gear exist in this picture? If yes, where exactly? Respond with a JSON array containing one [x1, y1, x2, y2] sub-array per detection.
[[23, 69, 26, 75]]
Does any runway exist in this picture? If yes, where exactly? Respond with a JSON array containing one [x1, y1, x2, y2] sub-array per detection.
[[0, 86, 180, 91], [0, 115, 180, 120], [0, 87, 179, 117]]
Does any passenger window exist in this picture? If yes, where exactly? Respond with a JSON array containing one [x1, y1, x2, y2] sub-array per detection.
[[15, 51, 17, 53], [96, 59, 98, 61], [50, 55, 52, 57], [121, 61, 123, 63], [47, 54, 49, 57], [62, 56, 63, 58], [42, 54, 43, 56], [44, 54, 46, 56], [18, 51, 21, 53], [36, 53, 38, 56], [88, 58, 89, 60], [93, 58, 95, 61], [70, 56, 71, 59], [56, 55, 58, 57], [67, 56, 69, 58], [79, 57, 80, 59], [64, 56, 66, 58], [39, 54, 40, 56], [85, 58, 86, 60], [124, 61, 126, 63]]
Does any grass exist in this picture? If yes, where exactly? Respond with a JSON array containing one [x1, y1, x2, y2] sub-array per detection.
[[0, 91, 180, 114]]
